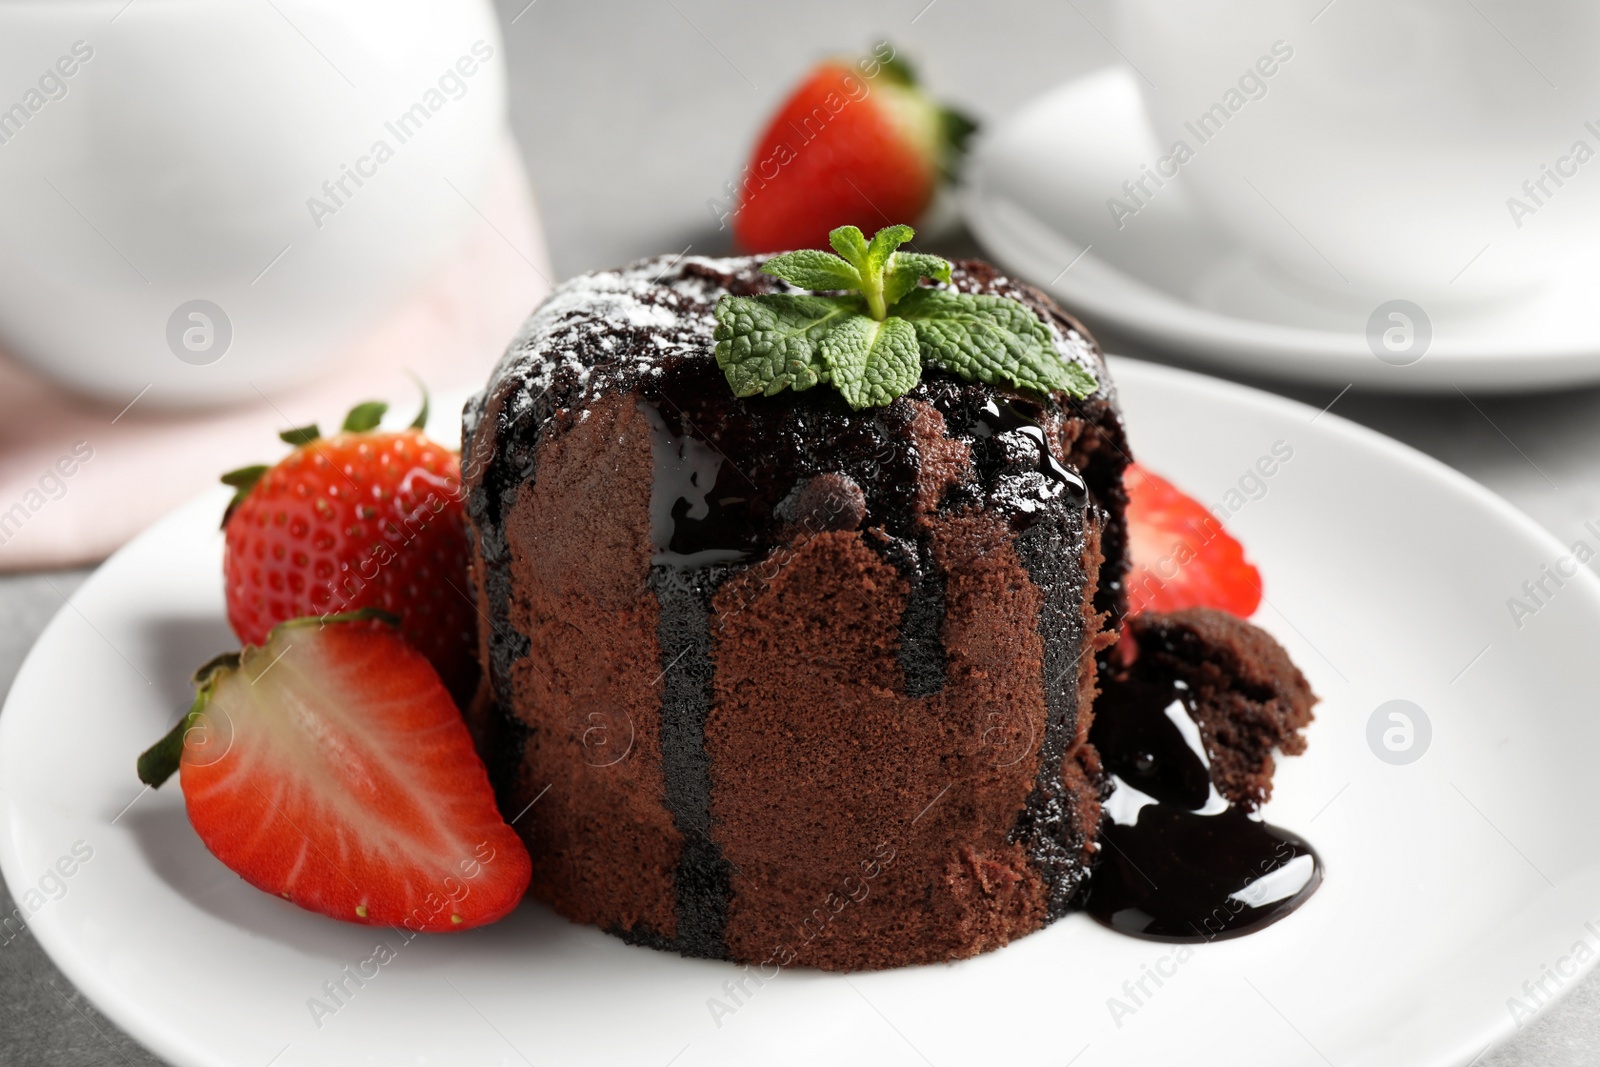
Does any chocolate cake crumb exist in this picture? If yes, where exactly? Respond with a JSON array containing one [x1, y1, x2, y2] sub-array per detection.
[[1126, 608, 1317, 808], [775, 472, 867, 533]]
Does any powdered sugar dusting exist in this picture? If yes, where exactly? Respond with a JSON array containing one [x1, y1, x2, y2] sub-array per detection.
[[464, 253, 1109, 451], [468, 255, 765, 432]]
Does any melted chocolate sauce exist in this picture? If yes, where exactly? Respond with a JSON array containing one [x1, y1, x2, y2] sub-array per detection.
[[1085, 671, 1321, 941], [969, 399, 1089, 510]]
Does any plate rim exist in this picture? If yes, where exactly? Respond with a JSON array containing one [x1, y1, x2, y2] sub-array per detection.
[[963, 69, 1600, 394]]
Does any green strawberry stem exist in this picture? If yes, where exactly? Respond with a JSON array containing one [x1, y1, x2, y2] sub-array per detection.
[[137, 609, 400, 788], [137, 665, 229, 789]]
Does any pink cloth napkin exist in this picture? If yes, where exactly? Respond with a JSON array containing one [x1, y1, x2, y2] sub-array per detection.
[[0, 136, 551, 572]]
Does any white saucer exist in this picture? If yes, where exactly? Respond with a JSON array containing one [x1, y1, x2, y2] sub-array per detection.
[[964, 68, 1600, 393], [6, 359, 1600, 1066]]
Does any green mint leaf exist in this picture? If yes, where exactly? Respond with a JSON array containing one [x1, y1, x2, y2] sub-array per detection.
[[828, 225, 870, 271], [864, 224, 915, 278], [820, 315, 921, 410], [882, 251, 952, 306], [726, 219, 1099, 410], [1056, 359, 1101, 398], [761, 249, 862, 292], [895, 288, 1097, 398], [713, 294, 860, 398]]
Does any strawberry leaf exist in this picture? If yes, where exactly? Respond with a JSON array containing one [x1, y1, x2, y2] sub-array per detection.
[[342, 401, 388, 433], [761, 249, 862, 292], [279, 424, 320, 447], [219, 465, 269, 526], [821, 315, 922, 410], [220, 465, 266, 491], [191, 650, 242, 685], [713, 294, 858, 398], [939, 106, 979, 180], [895, 288, 1097, 398], [407, 376, 431, 430], [878, 51, 918, 88]]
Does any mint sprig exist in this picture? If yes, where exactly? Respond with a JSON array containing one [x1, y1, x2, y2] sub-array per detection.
[[712, 224, 1097, 410]]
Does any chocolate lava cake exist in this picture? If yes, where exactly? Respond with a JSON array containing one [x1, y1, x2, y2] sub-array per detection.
[[462, 253, 1131, 970]]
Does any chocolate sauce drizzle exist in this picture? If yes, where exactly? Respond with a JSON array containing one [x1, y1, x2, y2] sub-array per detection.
[[1085, 670, 1322, 941], [643, 400, 739, 958], [648, 567, 733, 958], [864, 533, 948, 698], [954, 395, 1101, 917], [461, 398, 537, 816], [971, 398, 1089, 516]]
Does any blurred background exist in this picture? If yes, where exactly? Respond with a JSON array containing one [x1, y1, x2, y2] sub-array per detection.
[[3, 1, 1598, 1063]]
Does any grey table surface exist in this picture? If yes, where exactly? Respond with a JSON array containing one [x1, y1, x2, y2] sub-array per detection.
[[5, 1, 1600, 1063]]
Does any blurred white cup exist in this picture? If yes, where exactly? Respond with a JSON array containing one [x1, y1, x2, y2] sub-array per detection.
[[1114, 0, 1600, 305], [0, 0, 506, 408]]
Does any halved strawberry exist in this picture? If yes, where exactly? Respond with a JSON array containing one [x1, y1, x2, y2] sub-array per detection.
[[1124, 462, 1262, 618], [137, 614, 530, 932]]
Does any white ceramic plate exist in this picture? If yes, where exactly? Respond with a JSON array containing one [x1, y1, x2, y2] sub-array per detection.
[[5, 359, 1600, 1067], [964, 68, 1600, 393]]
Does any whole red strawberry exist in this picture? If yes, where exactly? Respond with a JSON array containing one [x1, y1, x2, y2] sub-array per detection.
[[221, 399, 477, 703], [732, 46, 974, 253], [1124, 462, 1263, 618]]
